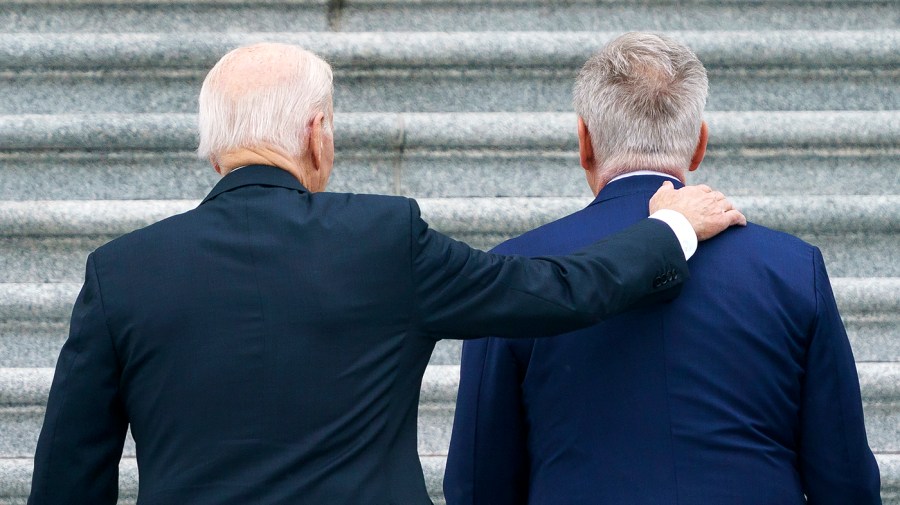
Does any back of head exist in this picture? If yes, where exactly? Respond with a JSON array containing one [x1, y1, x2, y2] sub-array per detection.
[[573, 32, 708, 178], [197, 43, 334, 164]]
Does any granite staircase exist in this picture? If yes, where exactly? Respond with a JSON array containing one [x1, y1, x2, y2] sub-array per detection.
[[1, 1, 898, 503]]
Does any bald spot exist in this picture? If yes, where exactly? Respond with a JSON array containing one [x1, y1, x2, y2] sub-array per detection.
[[207, 43, 309, 99]]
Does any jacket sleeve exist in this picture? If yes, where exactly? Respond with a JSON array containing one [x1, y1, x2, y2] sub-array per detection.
[[798, 247, 881, 505], [408, 199, 688, 339], [28, 253, 128, 505], [444, 337, 532, 505]]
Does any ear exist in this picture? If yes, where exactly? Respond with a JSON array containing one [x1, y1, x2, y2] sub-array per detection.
[[308, 111, 327, 172], [210, 156, 223, 175], [689, 121, 708, 172], [577, 117, 595, 172]]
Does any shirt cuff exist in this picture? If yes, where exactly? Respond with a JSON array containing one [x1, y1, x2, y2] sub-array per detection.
[[649, 209, 698, 260]]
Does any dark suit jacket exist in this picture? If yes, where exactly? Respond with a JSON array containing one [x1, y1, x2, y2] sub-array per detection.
[[445, 175, 881, 505], [29, 165, 688, 505]]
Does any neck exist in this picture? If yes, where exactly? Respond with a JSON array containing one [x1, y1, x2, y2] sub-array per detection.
[[591, 166, 685, 195], [215, 147, 315, 189]]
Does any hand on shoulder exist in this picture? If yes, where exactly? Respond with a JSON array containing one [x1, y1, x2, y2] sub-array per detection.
[[650, 181, 747, 241]]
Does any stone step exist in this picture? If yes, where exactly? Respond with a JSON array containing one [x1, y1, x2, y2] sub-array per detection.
[[1, 0, 329, 34], [1, 278, 898, 369], [8, 32, 895, 72], [0, 194, 897, 279], [0, 365, 898, 503], [1, 112, 898, 201], [334, 0, 900, 32], [1, 32, 897, 113], [2, 0, 895, 33]]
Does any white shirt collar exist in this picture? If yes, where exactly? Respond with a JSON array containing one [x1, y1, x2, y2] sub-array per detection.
[[609, 170, 681, 184]]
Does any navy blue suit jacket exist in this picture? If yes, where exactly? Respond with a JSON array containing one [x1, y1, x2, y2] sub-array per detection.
[[29, 165, 690, 504], [445, 175, 881, 505]]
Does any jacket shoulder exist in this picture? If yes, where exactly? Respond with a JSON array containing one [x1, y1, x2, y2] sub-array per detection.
[[93, 204, 199, 259], [492, 207, 597, 255], [719, 222, 817, 257], [312, 192, 415, 228]]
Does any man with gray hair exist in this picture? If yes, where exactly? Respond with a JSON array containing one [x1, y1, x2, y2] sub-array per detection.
[[445, 32, 881, 505], [28, 42, 744, 504]]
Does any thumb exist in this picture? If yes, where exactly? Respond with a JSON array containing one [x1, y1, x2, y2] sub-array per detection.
[[660, 181, 674, 189]]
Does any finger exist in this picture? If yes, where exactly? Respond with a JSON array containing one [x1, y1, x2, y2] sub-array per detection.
[[712, 191, 726, 202], [725, 209, 747, 227], [696, 184, 713, 193]]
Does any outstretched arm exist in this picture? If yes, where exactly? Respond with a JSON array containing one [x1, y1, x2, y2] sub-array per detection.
[[410, 182, 744, 340], [410, 203, 686, 339]]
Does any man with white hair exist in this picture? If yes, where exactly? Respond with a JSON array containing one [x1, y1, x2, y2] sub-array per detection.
[[28, 43, 743, 504], [445, 32, 881, 505]]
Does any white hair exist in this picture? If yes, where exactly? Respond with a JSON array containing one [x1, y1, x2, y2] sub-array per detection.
[[197, 44, 334, 162], [573, 32, 708, 177]]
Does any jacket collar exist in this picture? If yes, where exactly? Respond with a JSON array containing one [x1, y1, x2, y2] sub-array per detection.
[[587, 173, 685, 209], [201, 165, 308, 205]]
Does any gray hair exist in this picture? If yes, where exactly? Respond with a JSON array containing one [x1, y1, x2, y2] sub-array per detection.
[[197, 44, 334, 162], [573, 32, 708, 176]]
